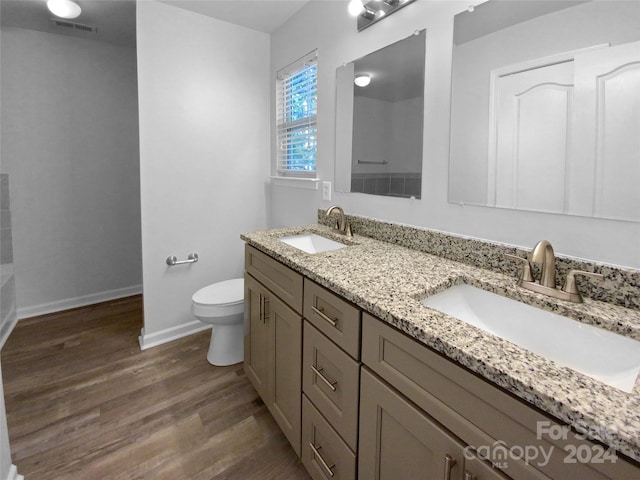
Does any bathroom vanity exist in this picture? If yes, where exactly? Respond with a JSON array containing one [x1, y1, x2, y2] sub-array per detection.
[[242, 218, 640, 480]]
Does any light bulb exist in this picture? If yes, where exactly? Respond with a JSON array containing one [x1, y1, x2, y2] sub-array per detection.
[[47, 0, 82, 19], [354, 74, 371, 87], [348, 0, 365, 16]]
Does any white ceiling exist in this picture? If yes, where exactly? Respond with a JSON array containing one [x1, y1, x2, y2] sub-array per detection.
[[160, 0, 309, 34], [0, 0, 310, 48]]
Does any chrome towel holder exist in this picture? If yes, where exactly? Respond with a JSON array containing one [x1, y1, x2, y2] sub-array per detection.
[[166, 253, 199, 266]]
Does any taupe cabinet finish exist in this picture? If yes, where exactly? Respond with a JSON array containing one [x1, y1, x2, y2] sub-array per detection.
[[244, 246, 303, 456], [359, 368, 509, 480], [303, 321, 361, 451], [361, 313, 639, 480], [244, 246, 639, 480], [302, 396, 357, 480], [301, 279, 362, 480], [304, 279, 361, 359]]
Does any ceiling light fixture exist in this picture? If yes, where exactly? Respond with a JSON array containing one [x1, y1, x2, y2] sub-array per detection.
[[47, 0, 82, 19], [354, 74, 371, 87]]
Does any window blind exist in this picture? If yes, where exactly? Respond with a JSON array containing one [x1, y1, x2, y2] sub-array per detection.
[[276, 50, 318, 177]]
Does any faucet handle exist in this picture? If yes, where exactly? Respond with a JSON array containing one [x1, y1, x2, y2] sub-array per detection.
[[562, 270, 604, 298], [504, 254, 534, 282]]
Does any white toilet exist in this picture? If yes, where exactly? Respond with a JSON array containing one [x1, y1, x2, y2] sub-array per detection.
[[191, 278, 244, 366]]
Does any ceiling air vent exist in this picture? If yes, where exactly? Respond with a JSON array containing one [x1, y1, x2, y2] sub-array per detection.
[[50, 18, 97, 34]]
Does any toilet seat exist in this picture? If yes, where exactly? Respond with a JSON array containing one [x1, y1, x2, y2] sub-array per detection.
[[192, 278, 244, 317]]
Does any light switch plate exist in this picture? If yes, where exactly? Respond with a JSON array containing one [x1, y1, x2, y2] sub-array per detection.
[[322, 181, 332, 201]]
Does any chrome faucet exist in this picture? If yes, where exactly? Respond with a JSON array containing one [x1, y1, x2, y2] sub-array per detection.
[[325, 205, 352, 236], [506, 240, 603, 303]]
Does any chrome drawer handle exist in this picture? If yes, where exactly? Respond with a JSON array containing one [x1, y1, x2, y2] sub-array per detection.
[[443, 454, 457, 480], [259, 295, 271, 323], [464, 472, 474, 480], [259, 295, 265, 323], [309, 442, 335, 478], [310, 365, 337, 391], [263, 298, 270, 321], [311, 306, 337, 327]]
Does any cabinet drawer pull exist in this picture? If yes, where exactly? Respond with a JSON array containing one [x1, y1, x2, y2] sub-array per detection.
[[259, 295, 265, 323], [310, 365, 338, 391], [312, 306, 337, 327], [259, 295, 271, 323], [309, 442, 335, 478], [443, 454, 457, 480], [464, 472, 474, 480]]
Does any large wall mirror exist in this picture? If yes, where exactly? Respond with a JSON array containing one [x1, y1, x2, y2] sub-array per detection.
[[335, 30, 426, 199], [449, 1, 640, 221]]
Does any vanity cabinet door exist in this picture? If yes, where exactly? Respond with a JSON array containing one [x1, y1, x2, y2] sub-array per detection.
[[244, 274, 270, 399], [268, 291, 302, 457], [244, 272, 303, 457], [359, 368, 466, 480]]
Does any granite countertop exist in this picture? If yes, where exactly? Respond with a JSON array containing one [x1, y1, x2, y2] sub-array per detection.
[[241, 224, 640, 463]]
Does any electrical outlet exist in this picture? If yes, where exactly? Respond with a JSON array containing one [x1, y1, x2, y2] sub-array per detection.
[[322, 181, 332, 201]]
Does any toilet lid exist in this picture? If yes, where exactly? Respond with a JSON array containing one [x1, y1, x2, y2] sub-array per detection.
[[192, 278, 244, 306]]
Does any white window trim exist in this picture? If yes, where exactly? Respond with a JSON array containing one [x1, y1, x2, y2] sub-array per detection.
[[274, 50, 318, 180], [269, 176, 320, 190]]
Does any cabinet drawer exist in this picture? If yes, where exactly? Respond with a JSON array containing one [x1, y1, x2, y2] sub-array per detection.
[[362, 314, 638, 480], [302, 395, 357, 480], [245, 245, 303, 314], [303, 321, 360, 451], [303, 279, 361, 359]]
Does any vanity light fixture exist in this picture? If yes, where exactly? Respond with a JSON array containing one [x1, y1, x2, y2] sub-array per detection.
[[47, 0, 82, 19], [349, 0, 417, 31], [348, 0, 376, 19], [354, 74, 371, 87]]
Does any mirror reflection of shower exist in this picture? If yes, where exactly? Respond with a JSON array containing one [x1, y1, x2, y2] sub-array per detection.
[[335, 29, 426, 199]]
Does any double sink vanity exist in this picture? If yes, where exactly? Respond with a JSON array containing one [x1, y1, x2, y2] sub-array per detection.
[[241, 210, 640, 480]]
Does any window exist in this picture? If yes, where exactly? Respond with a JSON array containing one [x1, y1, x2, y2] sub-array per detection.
[[276, 50, 317, 177]]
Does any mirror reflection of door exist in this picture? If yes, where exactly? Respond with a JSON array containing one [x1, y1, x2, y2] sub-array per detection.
[[491, 61, 574, 213], [570, 40, 640, 221], [449, 0, 640, 221], [488, 40, 640, 220]]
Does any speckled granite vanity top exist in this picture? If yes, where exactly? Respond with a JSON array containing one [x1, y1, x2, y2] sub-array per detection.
[[241, 223, 640, 462]]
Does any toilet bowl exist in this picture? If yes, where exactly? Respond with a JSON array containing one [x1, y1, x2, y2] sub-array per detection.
[[191, 278, 244, 366]]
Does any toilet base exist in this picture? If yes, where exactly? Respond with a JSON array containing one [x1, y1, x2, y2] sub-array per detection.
[[207, 322, 244, 366]]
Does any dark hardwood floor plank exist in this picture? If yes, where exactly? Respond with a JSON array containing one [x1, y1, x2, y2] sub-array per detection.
[[1, 295, 310, 480]]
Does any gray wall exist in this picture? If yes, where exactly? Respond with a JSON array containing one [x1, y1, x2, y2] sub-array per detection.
[[1, 27, 142, 317]]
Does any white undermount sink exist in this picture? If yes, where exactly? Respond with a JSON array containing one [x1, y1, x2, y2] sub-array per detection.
[[279, 232, 347, 254], [421, 284, 640, 393]]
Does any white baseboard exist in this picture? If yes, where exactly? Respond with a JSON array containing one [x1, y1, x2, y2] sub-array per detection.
[[5, 465, 23, 480], [138, 320, 211, 351], [17, 285, 143, 320]]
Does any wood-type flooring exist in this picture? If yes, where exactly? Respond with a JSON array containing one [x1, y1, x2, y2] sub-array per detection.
[[1, 295, 310, 480]]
